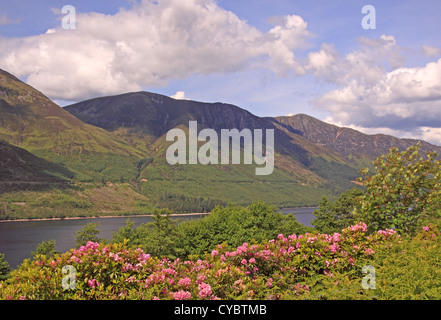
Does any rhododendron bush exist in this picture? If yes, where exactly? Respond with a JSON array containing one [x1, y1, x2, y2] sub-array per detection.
[[0, 222, 411, 300]]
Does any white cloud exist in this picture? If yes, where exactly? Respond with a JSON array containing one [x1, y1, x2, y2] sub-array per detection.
[[0, 0, 311, 101], [315, 57, 441, 145], [419, 127, 441, 146], [306, 34, 441, 145], [171, 91, 187, 100], [306, 35, 404, 86]]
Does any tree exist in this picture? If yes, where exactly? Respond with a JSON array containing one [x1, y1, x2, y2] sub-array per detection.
[[354, 143, 441, 234], [75, 223, 101, 247], [0, 253, 11, 281], [32, 239, 58, 259], [137, 208, 181, 259], [175, 202, 312, 258], [111, 219, 138, 246], [312, 188, 364, 234]]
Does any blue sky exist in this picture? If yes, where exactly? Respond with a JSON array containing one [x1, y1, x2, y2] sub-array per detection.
[[1, 0, 441, 144]]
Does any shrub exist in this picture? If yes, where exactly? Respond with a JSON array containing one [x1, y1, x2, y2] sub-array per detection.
[[355, 143, 441, 234], [75, 223, 101, 248], [312, 188, 363, 234], [0, 222, 405, 300], [32, 240, 58, 259], [0, 253, 10, 281]]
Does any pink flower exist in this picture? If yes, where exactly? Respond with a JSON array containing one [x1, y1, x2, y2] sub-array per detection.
[[211, 250, 219, 256], [163, 268, 176, 275], [241, 259, 248, 265], [423, 226, 430, 232], [198, 282, 212, 298], [377, 229, 396, 236], [331, 233, 341, 242], [178, 277, 191, 288], [88, 279, 100, 288], [122, 263, 133, 272], [266, 278, 273, 287], [173, 290, 191, 300], [288, 234, 297, 241], [249, 258, 256, 264], [138, 253, 150, 264], [196, 274, 207, 284], [111, 253, 120, 262], [348, 222, 368, 232], [364, 248, 375, 256]]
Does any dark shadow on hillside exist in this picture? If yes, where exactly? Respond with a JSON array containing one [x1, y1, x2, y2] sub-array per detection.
[[0, 140, 75, 195]]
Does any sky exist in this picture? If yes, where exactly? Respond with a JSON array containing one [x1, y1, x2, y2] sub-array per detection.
[[1, 0, 441, 145]]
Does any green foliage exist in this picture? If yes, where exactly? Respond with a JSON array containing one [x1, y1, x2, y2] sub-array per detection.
[[157, 192, 226, 213], [305, 223, 441, 299], [138, 160, 337, 209], [1, 215, 440, 300], [0, 253, 10, 281], [111, 209, 183, 259], [112, 202, 312, 260], [75, 223, 102, 248], [175, 202, 312, 259], [312, 188, 364, 234], [32, 240, 58, 259], [137, 208, 182, 260], [355, 143, 441, 234]]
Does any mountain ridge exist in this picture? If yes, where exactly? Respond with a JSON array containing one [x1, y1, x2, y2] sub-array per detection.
[[2, 67, 440, 218], [273, 113, 441, 162]]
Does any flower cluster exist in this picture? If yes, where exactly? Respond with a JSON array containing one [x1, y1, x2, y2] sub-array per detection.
[[0, 222, 406, 300]]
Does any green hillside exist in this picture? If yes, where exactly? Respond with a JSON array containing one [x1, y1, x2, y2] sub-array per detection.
[[4, 67, 437, 220]]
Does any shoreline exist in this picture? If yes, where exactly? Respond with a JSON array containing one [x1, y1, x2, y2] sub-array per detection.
[[0, 206, 318, 223], [0, 212, 211, 223]]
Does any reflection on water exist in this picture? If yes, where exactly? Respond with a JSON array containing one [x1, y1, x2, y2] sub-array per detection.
[[0, 208, 316, 269]]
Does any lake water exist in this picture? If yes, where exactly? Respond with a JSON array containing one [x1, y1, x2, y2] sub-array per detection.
[[0, 207, 316, 269]]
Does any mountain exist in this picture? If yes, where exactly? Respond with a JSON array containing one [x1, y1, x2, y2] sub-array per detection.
[[0, 68, 151, 182], [273, 114, 441, 164], [0, 69, 143, 155], [65, 91, 361, 201], [2, 66, 439, 219], [64, 91, 347, 166], [0, 139, 73, 194]]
